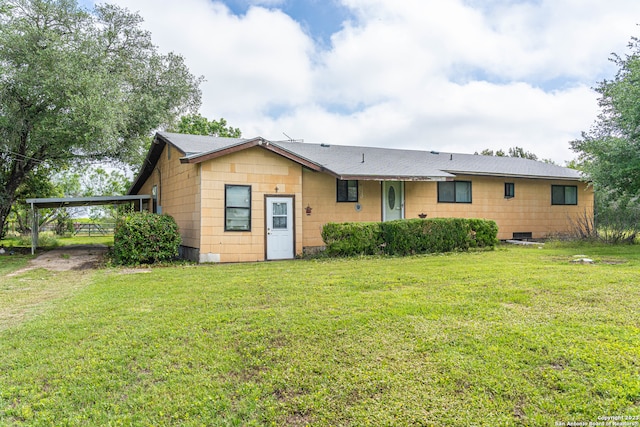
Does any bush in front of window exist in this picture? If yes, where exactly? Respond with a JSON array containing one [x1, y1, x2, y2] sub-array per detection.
[[322, 218, 498, 257], [112, 212, 181, 265]]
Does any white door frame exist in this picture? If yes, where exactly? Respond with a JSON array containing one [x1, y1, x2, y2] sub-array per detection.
[[265, 195, 295, 260], [382, 181, 404, 221]]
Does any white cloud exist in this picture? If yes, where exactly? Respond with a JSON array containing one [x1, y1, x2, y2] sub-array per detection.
[[251, 80, 598, 163], [105, 0, 315, 121], [91, 0, 640, 163]]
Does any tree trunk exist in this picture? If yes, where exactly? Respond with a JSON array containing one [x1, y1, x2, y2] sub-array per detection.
[[0, 153, 31, 240], [0, 195, 15, 240]]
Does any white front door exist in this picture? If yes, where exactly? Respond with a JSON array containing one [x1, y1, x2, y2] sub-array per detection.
[[383, 181, 404, 221], [266, 196, 294, 260]]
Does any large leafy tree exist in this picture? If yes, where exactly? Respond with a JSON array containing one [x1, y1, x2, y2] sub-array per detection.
[[54, 165, 131, 221], [571, 36, 640, 202], [10, 166, 60, 234], [0, 0, 202, 238]]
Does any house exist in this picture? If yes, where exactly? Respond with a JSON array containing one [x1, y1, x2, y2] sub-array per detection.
[[128, 132, 593, 263]]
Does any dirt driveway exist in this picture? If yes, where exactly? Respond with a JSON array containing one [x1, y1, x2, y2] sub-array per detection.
[[7, 245, 108, 276]]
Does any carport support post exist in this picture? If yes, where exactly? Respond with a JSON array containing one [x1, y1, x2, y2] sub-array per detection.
[[30, 202, 38, 255]]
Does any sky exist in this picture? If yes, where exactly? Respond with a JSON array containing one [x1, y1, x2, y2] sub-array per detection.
[[82, 0, 640, 164]]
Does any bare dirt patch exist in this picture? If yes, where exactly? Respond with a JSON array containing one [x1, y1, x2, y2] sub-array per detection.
[[7, 245, 108, 277], [1, 246, 106, 330]]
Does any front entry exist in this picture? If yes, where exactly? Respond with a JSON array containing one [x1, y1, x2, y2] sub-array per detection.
[[266, 196, 294, 260], [383, 181, 404, 221]]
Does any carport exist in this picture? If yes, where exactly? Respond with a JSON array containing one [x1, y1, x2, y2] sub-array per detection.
[[25, 195, 151, 255]]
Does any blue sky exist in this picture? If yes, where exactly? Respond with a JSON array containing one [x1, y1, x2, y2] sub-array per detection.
[[82, 0, 640, 163], [222, 0, 353, 46]]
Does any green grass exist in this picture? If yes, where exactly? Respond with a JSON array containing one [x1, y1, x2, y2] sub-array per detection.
[[0, 254, 31, 276], [1, 244, 639, 426], [56, 235, 113, 246], [1, 234, 113, 249]]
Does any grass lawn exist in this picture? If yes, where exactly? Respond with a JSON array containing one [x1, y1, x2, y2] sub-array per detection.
[[0, 243, 639, 426], [2, 234, 114, 246], [56, 235, 114, 247]]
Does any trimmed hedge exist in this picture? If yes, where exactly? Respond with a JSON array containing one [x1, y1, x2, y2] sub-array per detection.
[[321, 222, 383, 256], [113, 212, 181, 265], [322, 218, 498, 257]]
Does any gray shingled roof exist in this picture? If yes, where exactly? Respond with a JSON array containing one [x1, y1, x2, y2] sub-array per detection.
[[156, 131, 582, 181], [159, 132, 249, 157]]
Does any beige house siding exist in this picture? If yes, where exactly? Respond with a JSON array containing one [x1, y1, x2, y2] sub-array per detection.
[[300, 174, 593, 247], [198, 147, 303, 263], [137, 144, 201, 250], [301, 170, 382, 249], [405, 176, 593, 240]]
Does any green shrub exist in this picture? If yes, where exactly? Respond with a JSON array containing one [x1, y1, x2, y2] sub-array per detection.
[[380, 218, 471, 255], [321, 222, 383, 256], [466, 218, 499, 248], [323, 218, 498, 257], [112, 212, 181, 265]]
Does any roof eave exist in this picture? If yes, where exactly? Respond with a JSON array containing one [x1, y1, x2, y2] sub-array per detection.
[[331, 174, 451, 182], [179, 139, 324, 172], [443, 170, 585, 181], [180, 137, 264, 164], [128, 133, 187, 195], [263, 143, 323, 172]]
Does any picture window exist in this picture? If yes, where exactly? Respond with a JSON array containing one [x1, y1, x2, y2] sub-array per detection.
[[438, 181, 472, 203]]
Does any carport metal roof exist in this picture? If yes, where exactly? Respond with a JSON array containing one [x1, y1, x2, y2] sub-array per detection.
[[26, 195, 151, 209], [25, 195, 151, 254]]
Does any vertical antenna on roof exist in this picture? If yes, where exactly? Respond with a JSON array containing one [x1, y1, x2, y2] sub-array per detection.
[[362, 153, 365, 163]]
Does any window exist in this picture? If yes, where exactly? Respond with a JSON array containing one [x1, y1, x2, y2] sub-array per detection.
[[552, 185, 577, 205], [438, 181, 472, 203], [337, 179, 358, 202], [272, 202, 288, 229], [505, 182, 515, 199], [225, 185, 251, 231]]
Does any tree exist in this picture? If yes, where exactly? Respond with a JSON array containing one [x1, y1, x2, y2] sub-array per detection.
[[478, 148, 506, 157], [0, 0, 202, 239], [507, 146, 538, 161], [10, 166, 61, 234], [571, 36, 640, 201], [172, 113, 242, 138], [476, 147, 537, 160], [52, 165, 131, 221]]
